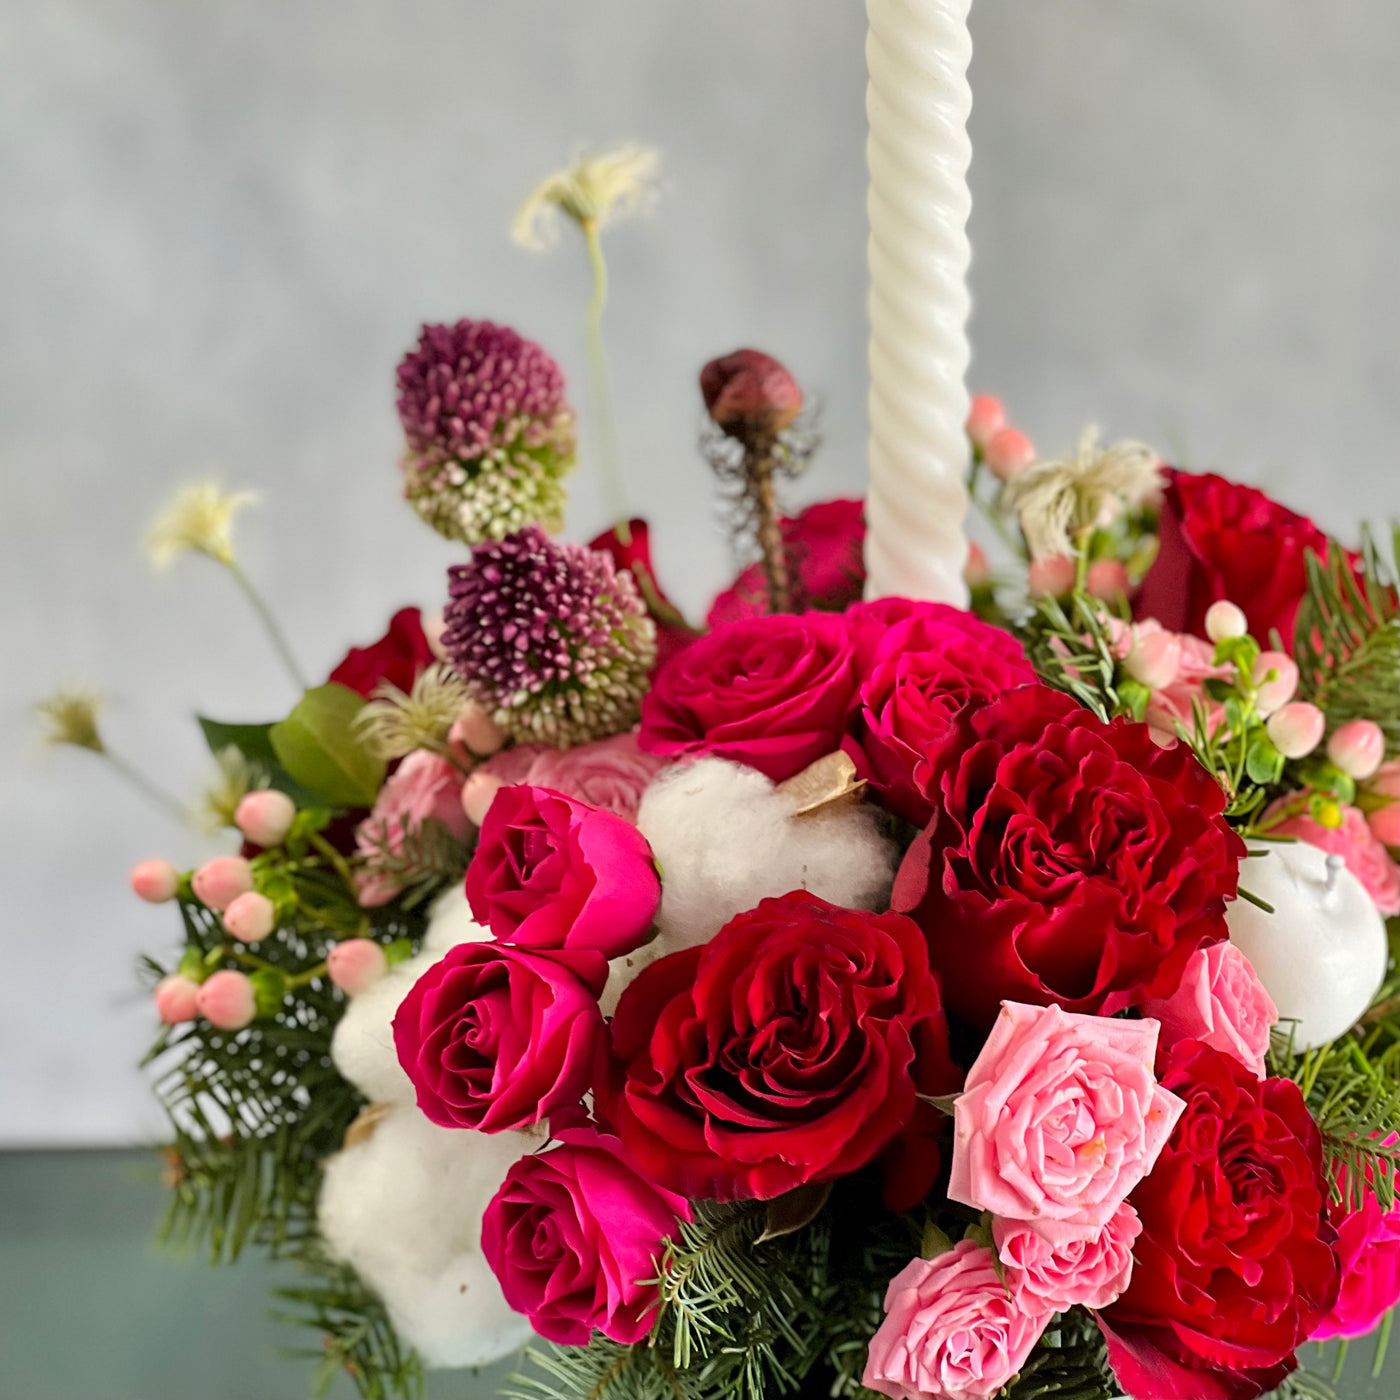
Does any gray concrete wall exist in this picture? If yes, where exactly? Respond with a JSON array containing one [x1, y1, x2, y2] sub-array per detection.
[[3, 0, 1397, 1143]]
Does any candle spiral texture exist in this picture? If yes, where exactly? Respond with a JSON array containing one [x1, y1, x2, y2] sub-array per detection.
[[864, 0, 972, 604]]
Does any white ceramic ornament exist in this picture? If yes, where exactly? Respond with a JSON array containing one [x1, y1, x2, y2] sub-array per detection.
[[1227, 841, 1388, 1050]]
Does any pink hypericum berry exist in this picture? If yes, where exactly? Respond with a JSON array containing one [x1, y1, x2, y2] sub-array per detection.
[[196, 969, 257, 1031], [460, 770, 507, 826], [1124, 630, 1182, 691], [1085, 558, 1131, 604], [966, 395, 1006, 451], [1252, 651, 1300, 717], [451, 702, 508, 757], [964, 540, 991, 589], [234, 790, 296, 848], [223, 890, 276, 943], [327, 939, 389, 996], [1027, 553, 1076, 598], [154, 974, 201, 1024], [130, 859, 180, 904], [191, 855, 254, 912], [1369, 804, 1399, 848], [984, 427, 1036, 482], [1328, 720, 1386, 781], [1267, 701, 1327, 760], [1204, 600, 1248, 643]]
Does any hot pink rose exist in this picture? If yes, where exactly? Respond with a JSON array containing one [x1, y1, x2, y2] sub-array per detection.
[[481, 1124, 690, 1345], [862, 1241, 1047, 1400], [1139, 942, 1277, 1078], [392, 940, 605, 1132], [1311, 1145, 1400, 1341], [949, 1002, 1185, 1246], [639, 613, 857, 782], [504, 731, 667, 823], [354, 749, 471, 907], [995, 1202, 1142, 1314], [465, 785, 661, 958], [1268, 803, 1400, 916]]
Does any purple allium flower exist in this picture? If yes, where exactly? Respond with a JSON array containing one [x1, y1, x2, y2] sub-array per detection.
[[443, 527, 657, 747], [396, 320, 577, 543]]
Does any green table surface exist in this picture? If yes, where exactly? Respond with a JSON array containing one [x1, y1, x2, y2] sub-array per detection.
[[1, 1148, 1395, 1400]]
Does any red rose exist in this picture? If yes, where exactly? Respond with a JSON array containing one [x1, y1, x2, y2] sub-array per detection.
[[588, 518, 698, 674], [465, 784, 661, 959], [1135, 469, 1343, 651], [638, 613, 856, 782], [598, 891, 961, 1201], [706, 499, 865, 626], [891, 684, 1244, 1029], [1099, 1040, 1340, 1400], [841, 600, 1035, 826], [328, 606, 435, 697], [392, 940, 605, 1132]]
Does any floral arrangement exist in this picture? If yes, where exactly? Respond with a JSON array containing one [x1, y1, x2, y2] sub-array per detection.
[[44, 148, 1399, 1400]]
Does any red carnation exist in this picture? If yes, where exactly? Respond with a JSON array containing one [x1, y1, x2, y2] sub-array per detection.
[[1099, 1040, 1340, 1400], [328, 606, 435, 698], [891, 684, 1244, 1029], [598, 891, 961, 1202]]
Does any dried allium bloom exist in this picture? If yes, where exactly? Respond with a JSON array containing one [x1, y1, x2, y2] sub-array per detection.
[[442, 527, 656, 747], [396, 320, 577, 544]]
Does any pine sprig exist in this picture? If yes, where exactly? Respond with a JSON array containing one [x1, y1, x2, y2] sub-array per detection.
[[356, 815, 473, 911], [1004, 1309, 1116, 1400]]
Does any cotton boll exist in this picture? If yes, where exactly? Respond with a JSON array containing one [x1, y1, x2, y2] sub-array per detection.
[[318, 1106, 535, 1367], [331, 886, 491, 1103]]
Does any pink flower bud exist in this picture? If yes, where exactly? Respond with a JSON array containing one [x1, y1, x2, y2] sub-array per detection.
[[327, 938, 389, 996], [965, 394, 1006, 450], [1327, 719, 1386, 781], [1251, 651, 1299, 717], [1204, 600, 1248, 643], [1085, 558, 1130, 603], [984, 427, 1036, 482], [154, 974, 200, 1024], [1266, 701, 1326, 760], [1369, 803, 1399, 848], [699, 349, 802, 442], [223, 890, 275, 943], [460, 770, 507, 826], [191, 855, 254, 912], [234, 789, 297, 848], [963, 540, 990, 589], [196, 969, 256, 1031], [450, 702, 507, 758], [1369, 759, 1400, 801], [130, 859, 180, 904], [1124, 630, 1182, 690], [1027, 553, 1076, 598]]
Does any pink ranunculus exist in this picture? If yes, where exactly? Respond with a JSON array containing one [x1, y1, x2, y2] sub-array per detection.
[[1138, 941, 1277, 1078], [392, 939, 605, 1132], [510, 731, 668, 823], [862, 1240, 1047, 1400], [994, 1202, 1143, 1315], [354, 749, 472, 907], [465, 784, 661, 958], [1311, 1143, 1400, 1341], [481, 1123, 690, 1345], [948, 1002, 1185, 1245], [1268, 803, 1400, 917]]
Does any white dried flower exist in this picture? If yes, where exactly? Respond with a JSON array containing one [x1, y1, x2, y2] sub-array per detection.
[[144, 481, 256, 569], [352, 664, 472, 763], [512, 144, 660, 249], [35, 688, 104, 752], [198, 745, 258, 830]]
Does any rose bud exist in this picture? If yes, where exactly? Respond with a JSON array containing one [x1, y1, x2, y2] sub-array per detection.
[[1204, 599, 1248, 642], [1027, 553, 1076, 598], [327, 938, 389, 996], [1252, 650, 1300, 717], [963, 539, 990, 589], [965, 394, 1006, 450], [1086, 558, 1130, 604], [196, 969, 257, 1031], [130, 859, 180, 904], [1327, 719, 1386, 781], [1124, 629, 1182, 691], [449, 701, 507, 758], [190, 855, 254, 912], [223, 890, 275, 943], [154, 974, 201, 1025], [984, 426, 1036, 482], [460, 769, 506, 826], [234, 789, 296, 848], [1267, 701, 1327, 759], [699, 349, 802, 442]]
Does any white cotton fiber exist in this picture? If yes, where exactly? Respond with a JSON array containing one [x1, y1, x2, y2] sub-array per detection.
[[330, 886, 490, 1104], [318, 1105, 537, 1368]]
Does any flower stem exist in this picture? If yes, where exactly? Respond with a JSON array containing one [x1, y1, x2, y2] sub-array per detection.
[[581, 219, 630, 544], [308, 831, 356, 890], [750, 446, 792, 614], [101, 750, 188, 824], [223, 558, 309, 691]]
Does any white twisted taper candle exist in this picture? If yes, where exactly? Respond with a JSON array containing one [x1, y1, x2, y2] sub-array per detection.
[[863, 0, 972, 604]]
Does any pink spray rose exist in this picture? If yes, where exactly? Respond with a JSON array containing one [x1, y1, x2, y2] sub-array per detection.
[[948, 1002, 1185, 1246], [465, 784, 661, 959], [509, 732, 667, 823], [354, 749, 472, 907], [481, 1123, 690, 1345], [1111, 620, 1234, 749], [1311, 1145, 1400, 1341], [1268, 802, 1400, 916], [392, 939, 605, 1132], [994, 1202, 1143, 1315], [863, 1240, 1047, 1400], [1139, 941, 1277, 1078]]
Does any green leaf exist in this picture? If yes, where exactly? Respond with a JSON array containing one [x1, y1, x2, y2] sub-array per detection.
[[269, 685, 384, 809], [1246, 733, 1286, 786], [250, 968, 289, 1017], [197, 716, 322, 808]]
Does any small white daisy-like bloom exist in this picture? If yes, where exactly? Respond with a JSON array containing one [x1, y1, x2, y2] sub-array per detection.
[[35, 688, 105, 752], [353, 664, 472, 763], [144, 481, 256, 569], [198, 745, 257, 830], [512, 144, 660, 249], [1003, 429, 1162, 560]]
